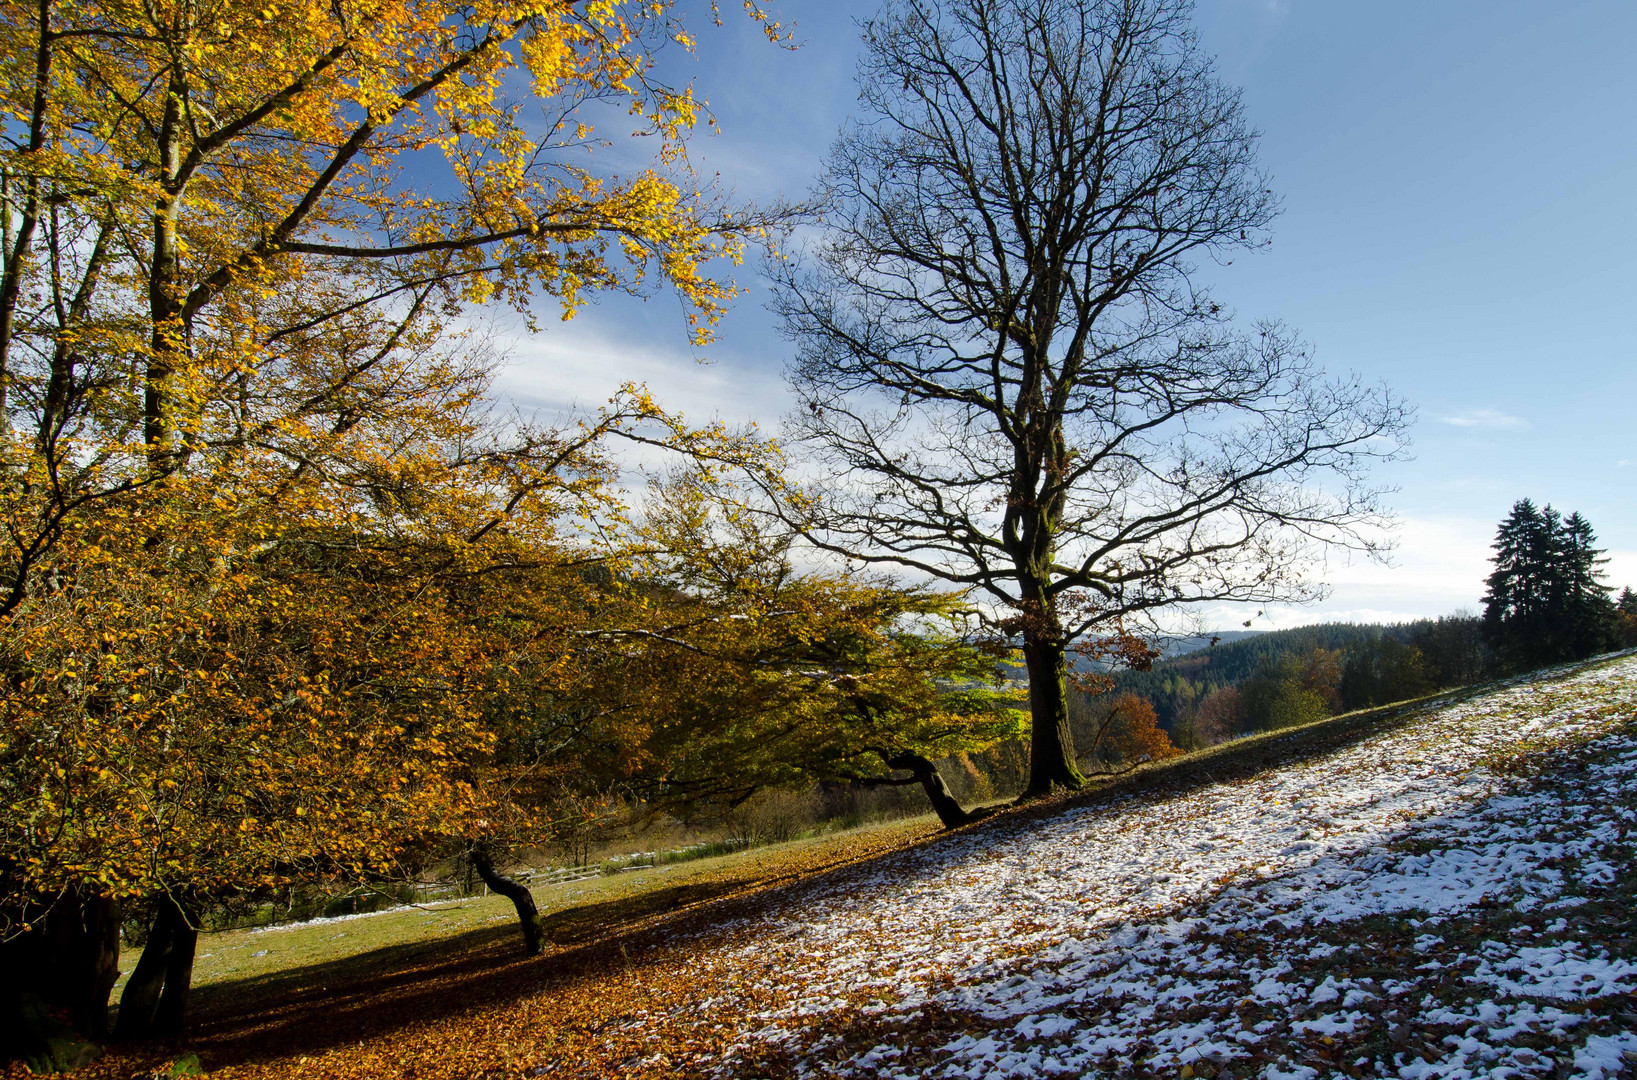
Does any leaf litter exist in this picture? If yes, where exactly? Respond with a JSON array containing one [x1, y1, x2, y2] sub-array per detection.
[[696, 654, 1637, 1078], [40, 654, 1637, 1080]]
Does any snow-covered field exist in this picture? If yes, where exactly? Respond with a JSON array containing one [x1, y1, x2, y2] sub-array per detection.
[[665, 654, 1637, 1078]]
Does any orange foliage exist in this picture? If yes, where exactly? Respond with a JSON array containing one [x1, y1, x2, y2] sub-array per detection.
[[1194, 685, 1244, 745], [1087, 693, 1180, 771], [0, 0, 795, 916]]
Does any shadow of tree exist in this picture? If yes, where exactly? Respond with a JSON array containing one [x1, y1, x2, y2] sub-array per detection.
[[178, 877, 766, 1068], [118, 675, 1533, 1075]]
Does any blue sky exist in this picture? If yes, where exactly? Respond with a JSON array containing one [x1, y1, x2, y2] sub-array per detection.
[[494, 0, 1637, 629]]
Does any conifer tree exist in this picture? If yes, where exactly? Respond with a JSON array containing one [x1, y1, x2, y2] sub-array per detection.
[[1482, 500, 1618, 669], [1561, 512, 1621, 657]]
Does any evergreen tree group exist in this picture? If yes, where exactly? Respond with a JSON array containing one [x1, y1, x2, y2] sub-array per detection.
[[1481, 499, 1623, 669]]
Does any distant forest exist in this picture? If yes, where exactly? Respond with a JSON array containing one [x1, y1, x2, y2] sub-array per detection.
[[1078, 617, 1491, 740], [1075, 595, 1637, 755], [1049, 499, 1637, 769]]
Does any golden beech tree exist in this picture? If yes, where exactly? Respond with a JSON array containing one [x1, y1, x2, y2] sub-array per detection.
[[3, 495, 503, 1038], [0, 0, 781, 614], [0, 371, 781, 1038], [0, 0, 791, 1048]]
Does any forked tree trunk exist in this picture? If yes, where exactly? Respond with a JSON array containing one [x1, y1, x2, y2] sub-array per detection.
[[114, 894, 195, 1041], [1020, 631, 1086, 798], [470, 848, 547, 956], [152, 909, 197, 1037], [75, 890, 122, 1040]]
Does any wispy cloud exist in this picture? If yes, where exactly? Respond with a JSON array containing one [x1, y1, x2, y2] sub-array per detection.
[[1439, 408, 1529, 431], [490, 318, 788, 425], [1194, 514, 1501, 630]]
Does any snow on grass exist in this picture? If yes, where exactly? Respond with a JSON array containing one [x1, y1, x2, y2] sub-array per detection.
[[677, 654, 1637, 1079]]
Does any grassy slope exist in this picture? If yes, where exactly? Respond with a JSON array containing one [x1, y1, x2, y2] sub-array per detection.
[[165, 817, 944, 1013], [161, 675, 1467, 1015], [712, 652, 1637, 1077], [30, 651, 1635, 1080]]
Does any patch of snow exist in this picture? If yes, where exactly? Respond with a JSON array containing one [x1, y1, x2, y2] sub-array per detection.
[[1571, 1032, 1637, 1080], [657, 656, 1637, 1078]]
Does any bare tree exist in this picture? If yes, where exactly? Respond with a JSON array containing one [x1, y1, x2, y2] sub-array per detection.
[[773, 0, 1410, 797]]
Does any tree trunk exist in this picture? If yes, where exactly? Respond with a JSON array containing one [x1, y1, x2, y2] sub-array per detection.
[[151, 907, 196, 1037], [38, 217, 112, 456], [880, 752, 973, 829], [470, 849, 546, 956], [113, 895, 186, 1041], [74, 891, 122, 1040], [0, 887, 122, 1048], [145, 70, 186, 469], [1020, 631, 1086, 798]]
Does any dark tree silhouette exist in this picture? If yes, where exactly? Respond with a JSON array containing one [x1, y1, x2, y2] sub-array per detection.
[[774, 0, 1408, 797], [1482, 500, 1620, 669]]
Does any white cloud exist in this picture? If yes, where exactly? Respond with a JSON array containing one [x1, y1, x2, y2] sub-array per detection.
[[1193, 526, 1637, 632], [1439, 408, 1529, 430], [1192, 514, 1498, 630], [1197, 606, 1446, 632], [1606, 550, 1637, 592], [472, 315, 794, 515], [490, 318, 789, 426]]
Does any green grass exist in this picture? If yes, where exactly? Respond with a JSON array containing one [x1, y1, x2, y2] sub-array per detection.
[[111, 813, 946, 1017], [130, 650, 1634, 1021]]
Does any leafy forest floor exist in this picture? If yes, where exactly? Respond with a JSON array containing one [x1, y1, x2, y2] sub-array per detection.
[[106, 817, 950, 1021], [31, 652, 1637, 1080]]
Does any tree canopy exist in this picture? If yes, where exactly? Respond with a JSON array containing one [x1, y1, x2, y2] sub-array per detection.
[[0, 0, 844, 1047], [772, 0, 1407, 797], [0, 0, 783, 617]]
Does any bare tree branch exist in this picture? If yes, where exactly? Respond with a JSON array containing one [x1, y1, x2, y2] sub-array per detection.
[[771, 0, 1410, 797]]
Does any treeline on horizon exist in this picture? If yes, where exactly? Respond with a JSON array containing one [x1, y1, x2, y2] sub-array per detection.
[[1076, 497, 1637, 751], [1085, 617, 1490, 743]]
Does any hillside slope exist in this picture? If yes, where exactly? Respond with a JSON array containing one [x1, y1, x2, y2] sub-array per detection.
[[695, 654, 1637, 1078], [55, 653, 1637, 1080]]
